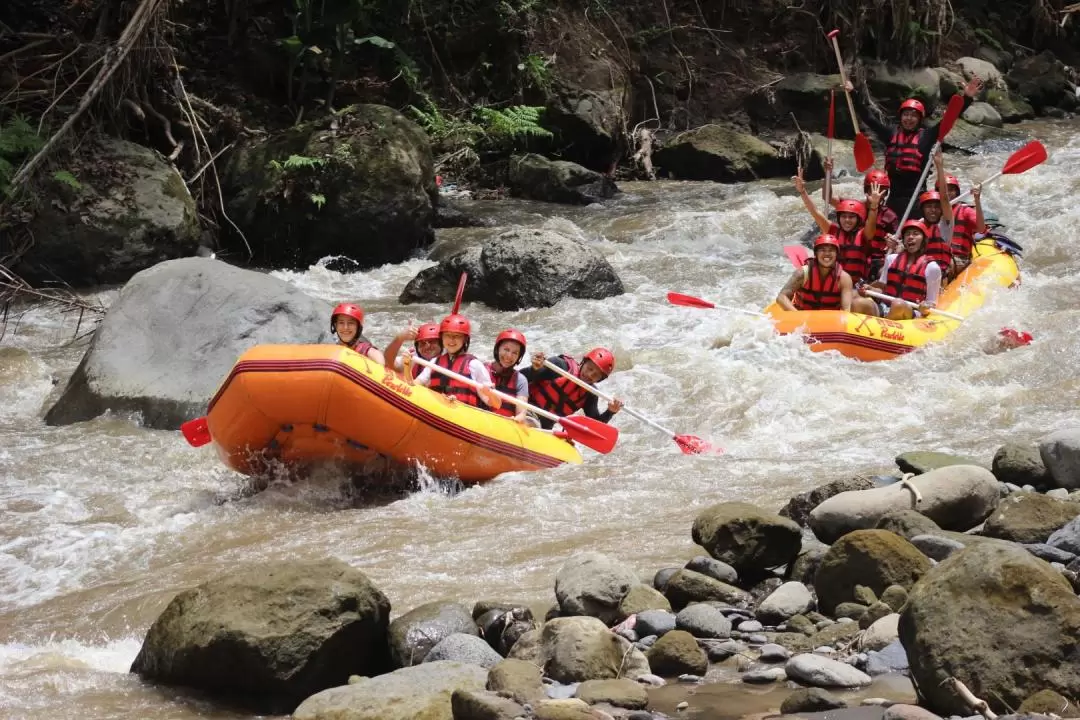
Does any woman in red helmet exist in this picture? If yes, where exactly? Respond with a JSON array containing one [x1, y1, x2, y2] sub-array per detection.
[[487, 329, 535, 426], [851, 76, 982, 214], [523, 347, 623, 431], [411, 314, 499, 410], [793, 168, 883, 286], [330, 303, 387, 365], [824, 168, 898, 278], [859, 219, 944, 319]]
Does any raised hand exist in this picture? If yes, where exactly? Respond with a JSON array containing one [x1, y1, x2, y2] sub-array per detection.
[[867, 182, 884, 208], [792, 166, 806, 194], [963, 76, 984, 98]]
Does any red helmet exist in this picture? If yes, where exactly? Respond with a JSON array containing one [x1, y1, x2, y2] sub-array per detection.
[[415, 323, 441, 343], [899, 98, 925, 116], [814, 234, 841, 250], [919, 190, 942, 206], [439, 313, 471, 337], [493, 329, 527, 363], [331, 303, 364, 333], [945, 174, 961, 191], [836, 199, 867, 223], [901, 219, 930, 240], [583, 347, 615, 377], [863, 169, 891, 191]]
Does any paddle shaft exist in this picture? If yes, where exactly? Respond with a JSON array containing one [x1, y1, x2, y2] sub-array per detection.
[[950, 170, 1001, 205], [828, 34, 862, 138], [863, 289, 964, 321], [898, 140, 942, 230], [824, 90, 834, 205], [410, 354, 556, 423], [542, 359, 676, 437]]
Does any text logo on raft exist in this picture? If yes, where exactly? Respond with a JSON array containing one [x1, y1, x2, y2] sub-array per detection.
[[382, 373, 414, 397]]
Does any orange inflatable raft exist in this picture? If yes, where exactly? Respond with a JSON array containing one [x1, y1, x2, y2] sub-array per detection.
[[204, 344, 583, 483], [762, 238, 1021, 362]]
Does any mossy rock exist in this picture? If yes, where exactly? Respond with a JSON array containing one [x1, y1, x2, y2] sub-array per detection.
[[814, 530, 931, 615], [653, 124, 795, 182]]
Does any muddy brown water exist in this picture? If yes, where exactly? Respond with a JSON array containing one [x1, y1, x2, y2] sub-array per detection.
[[1, 120, 1077, 718]]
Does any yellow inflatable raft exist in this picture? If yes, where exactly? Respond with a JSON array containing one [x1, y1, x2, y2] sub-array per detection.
[[763, 238, 1020, 362], [205, 344, 582, 483]]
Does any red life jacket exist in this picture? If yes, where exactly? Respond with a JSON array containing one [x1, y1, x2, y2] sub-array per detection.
[[884, 252, 931, 304], [794, 259, 843, 310], [486, 362, 521, 418], [829, 221, 869, 283], [951, 204, 978, 259], [429, 353, 482, 406], [885, 128, 924, 175], [528, 355, 589, 416], [411, 362, 423, 379], [345, 337, 375, 357], [923, 221, 953, 270]]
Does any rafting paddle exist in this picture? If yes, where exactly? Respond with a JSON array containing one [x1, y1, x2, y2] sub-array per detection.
[[860, 289, 965, 321], [181, 416, 212, 447], [897, 93, 966, 229], [451, 272, 467, 314], [542, 359, 721, 455], [783, 245, 811, 268], [827, 29, 874, 172], [950, 140, 1048, 205], [667, 292, 769, 319], [824, 89, 835, 205], [408, 354, 619, 454]]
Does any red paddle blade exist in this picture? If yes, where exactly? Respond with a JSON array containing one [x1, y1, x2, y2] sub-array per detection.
[[939, 94, 965, 138], [854, 133, 874, 172], [559, 416, 618, 454], [1004, 140, 1047, 175], [181, 417, 212, 447], [451, 272, 468, 315], [675, 435, 723, 455], [827, 90, 836, 139], [667, 292, 716, 309], [784, 245, 810, 268]]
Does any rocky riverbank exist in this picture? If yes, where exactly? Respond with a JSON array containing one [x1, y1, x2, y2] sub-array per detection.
[[127, 427, 1080, 719]]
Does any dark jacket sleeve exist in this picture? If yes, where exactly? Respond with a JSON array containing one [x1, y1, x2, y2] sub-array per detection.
[[582, 393, 615, 424], [521, 355, 568, 384], [853, 98, 895, 143]]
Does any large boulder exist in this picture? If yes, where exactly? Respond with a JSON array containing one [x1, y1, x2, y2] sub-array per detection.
[[953, 57, 1005, 91], [510, 616, 650, 683], [1039, 428, 1080, 490], [554, 552, 638, 625], [388, 601, 478, 668], [1006, 51, 1079, 112], [866, 65, 942, 111], [943, 118, 1031, 154], [980, 493, 1080, 544], [814, 530, 931, 615], [507, 154, 617, 205], [399, 221, 624, 311], [12, 137, 200, 287], [129, 559, 391, 714], [993, 443, 1051, 489], [645, 629, 708, 676], [653, 124, 794, 182], [222, 104, 436, 269], [984, 88, 1036, 123], [663, 569, 752, 610], [779, 476, 876, 527], [44, 258, 329, 430], [539, 27, 631, 170], [961, 102, 1003, 128], [691, 502, 802, 576], [895, 450, 983, 475], [745, 73, 842, 135], [808, 465, 1001, 543], [899, 543, 1080, 716], [293, 661, 486, 720]]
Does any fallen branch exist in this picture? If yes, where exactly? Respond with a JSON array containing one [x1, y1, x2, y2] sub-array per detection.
[[899, 472, 924, 505], [10, 0, 168, 190], [632, 126, 656, 180], [943, 677, 997, 720]]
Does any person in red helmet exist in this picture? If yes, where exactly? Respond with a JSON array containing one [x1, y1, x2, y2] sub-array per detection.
[[777, 234, 877, 314], [523, 347, 623, 430], [793, 167, 882, 286], [391, 322, 441, 378], [824, 167, 898, 278], [330, 303, 387, 365], [938, 165, 986, 279], [487, 329, 535, 426], [852, 76, 983, 215], [859, 218, 944, 319], [411, 314, 499, 409]]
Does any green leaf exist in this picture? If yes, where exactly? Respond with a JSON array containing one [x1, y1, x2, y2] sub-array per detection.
[[355, 35, 395, 49], [278, 35, 306, 57], [309, 192, 326, 209], [51, 170, 82, 190]]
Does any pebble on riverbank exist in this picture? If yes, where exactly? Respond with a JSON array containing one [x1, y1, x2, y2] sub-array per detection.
[[128, 433, 1080, 719]]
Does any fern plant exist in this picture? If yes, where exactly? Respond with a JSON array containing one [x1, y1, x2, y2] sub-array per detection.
[[476, 105, 553, 146], [0, 115, 44, 197]]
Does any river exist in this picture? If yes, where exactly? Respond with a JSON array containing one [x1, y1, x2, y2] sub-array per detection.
[[1, 120, 1077, 719]]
